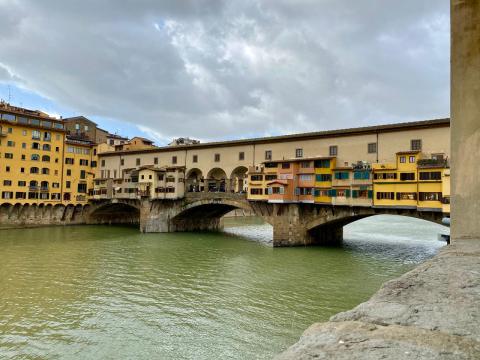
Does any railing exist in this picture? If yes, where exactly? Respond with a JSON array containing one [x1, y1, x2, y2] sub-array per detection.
[[417, 159, 449, 168]]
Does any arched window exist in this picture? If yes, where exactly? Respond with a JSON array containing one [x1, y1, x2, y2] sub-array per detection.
[[43, 144, 51, 151], [42, 168, 50, 175], [31, 142, 40, 150], [41, 181, 49, 190], [42, 155, 50, 162], [30, 167, 39, 174], [29, 180, 38, 188], [31, 154, 40, 161]]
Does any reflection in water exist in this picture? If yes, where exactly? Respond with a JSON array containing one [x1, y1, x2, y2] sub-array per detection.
[[0, 216, 447, 359]]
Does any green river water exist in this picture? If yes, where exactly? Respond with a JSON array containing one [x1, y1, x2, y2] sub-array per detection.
[[0, 216, 448, 359]]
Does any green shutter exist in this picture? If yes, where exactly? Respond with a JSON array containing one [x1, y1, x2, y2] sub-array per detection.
[[345, 189, 351, 197], [368, 190, 373, 199]]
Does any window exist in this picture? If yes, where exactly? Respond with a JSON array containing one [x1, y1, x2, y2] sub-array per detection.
[[101, 160, 106, 167], [21, 155, 25, 160], [7, 140, 14, 147], [239, 152, 245, 161], [22, 143, 26, 149], [411, 139, 422, 151], [42, 168, 49, 175], [265, 150, 272, 160], [43, 144, 51, 151], [250, 188, 263, 195], [281, 163, 290, 169], [265, 174, 277, 181], [18, 181, 26, 187], [66, 181, 71, 189], [314, 159, 330, 168], [32, 130, 40, 140], [300, 161, 311, 168], [2, 192, 13, 199], [6, 166, 10, 172], [269, 187, 285, 195], [214, 153, 220, 162], [7, 127, 12, 133], [172, 156, 177, 164], [30, 167, 39, 174], [295, 148, 303, 158], [20, 168, 24, 173], [43, 132, 51, 141], [374, 172, 397, 180], [4, 153, 13, 159], [55, 147, 60, 152], [120, 159, 124, 166], [264, 162, 277, 168], [334, 172, 349, 180], [75, 123, 80, 130], [3, 180, 12, 186], [399, 156, 406, 163], [396, 192, 417, 200], [193, 155, 198, 163], [80, 170, 86, 179], [353, 171, 370, 180], [42, 155, 50, 162], [315, 174, 332, 182], [400, 172, 415, 181], [66, 169, 71, 176], [52, 183, 60, 188], [80, 159, 88, 166], [31, 154, 40, 161], [78, 183, 87, 194], [419, 192, 442, 201], [299, 175, 312, 181], [32, 142, 40, 150], [154, 157, 158, 165], [329, 145, 338, 156], [419, 171, 442, 181], [250, 175, 263, 181], [2, 113, 15, 121], [65, 158, 74, 165], [376, 192, 395, 200], [409, 156, 416, 163], [368, 143, 377, 154], [91, 161, 97, 168]]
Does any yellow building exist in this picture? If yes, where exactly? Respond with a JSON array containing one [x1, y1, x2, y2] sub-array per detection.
[[314, 157, 336, 204], [373, 151, 449, 214], [62, 137, 98, 204], [0, 102, 66, 204]]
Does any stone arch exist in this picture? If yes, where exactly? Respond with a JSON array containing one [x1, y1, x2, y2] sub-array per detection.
[[186, 168, 204, 192], [230, 166, 249, 193], [88, 200, 141, 225], [170, 198, 253, 232], [206, 168, 228, 192]]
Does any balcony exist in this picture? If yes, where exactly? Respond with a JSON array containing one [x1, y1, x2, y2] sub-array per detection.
[[417, 158, 449, 169]]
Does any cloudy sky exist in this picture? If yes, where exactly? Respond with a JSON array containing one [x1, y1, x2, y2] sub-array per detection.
[[0, 0, 449, 144]]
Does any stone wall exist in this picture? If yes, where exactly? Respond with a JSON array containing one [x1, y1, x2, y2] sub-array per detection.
[[0, 203, 88, 228]]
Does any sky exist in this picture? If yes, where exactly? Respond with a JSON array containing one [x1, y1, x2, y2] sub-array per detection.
[[0, 0, 450, 145]]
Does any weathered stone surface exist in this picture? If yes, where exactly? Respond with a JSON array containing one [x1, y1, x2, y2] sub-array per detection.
[[276, 240, 480, 359], [276, 321, 480, 360]]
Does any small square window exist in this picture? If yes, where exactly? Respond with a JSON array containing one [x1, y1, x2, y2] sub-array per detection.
[[368, 143, 377, 154], [329, 146, 338, 156], [265, 150, 272, 160], [400, 156, 406, 163], [411, 139, 422, 151], [409, 156, 416, 163], [295, 148, 303, 158]]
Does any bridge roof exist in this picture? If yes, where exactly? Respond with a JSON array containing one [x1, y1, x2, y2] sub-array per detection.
[[99, 118, 450, 157]]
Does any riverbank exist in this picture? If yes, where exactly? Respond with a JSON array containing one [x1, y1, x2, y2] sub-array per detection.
[[276, 239, 480, 359]]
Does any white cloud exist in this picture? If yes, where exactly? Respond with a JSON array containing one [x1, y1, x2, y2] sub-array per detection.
[[0, 0, 449, 143]]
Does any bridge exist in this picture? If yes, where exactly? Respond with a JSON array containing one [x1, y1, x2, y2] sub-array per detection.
[[86, 192, 444, 247]]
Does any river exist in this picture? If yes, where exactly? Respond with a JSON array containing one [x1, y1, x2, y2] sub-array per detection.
[[0, 215, 448, 359]]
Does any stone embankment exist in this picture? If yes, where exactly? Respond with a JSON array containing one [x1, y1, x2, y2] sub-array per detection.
[[276, 240, 480, 359]]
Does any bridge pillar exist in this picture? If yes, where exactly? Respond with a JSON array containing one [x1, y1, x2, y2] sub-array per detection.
[[451, 0, 480, 240], [269, 204, 344, 247]]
